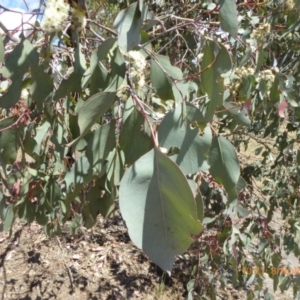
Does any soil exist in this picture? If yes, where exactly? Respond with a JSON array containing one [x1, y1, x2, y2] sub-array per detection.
[[0, 208, 298, 300], [0, 213, 198, 300]]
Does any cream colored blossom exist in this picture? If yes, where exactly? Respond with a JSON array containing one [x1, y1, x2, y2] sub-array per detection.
[[21, 89, 29, 100], [258, 69, 275, 83], [286, 0, 295, 10], [41, 0, 70, 33], [128, 51, 147, 90], [72, 8, 87, 29], [235, 66, 255, 77], [250, 23, 271, 41]]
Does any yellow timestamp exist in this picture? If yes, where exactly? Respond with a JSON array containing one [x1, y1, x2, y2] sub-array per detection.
[[242, 267, 300, 276]]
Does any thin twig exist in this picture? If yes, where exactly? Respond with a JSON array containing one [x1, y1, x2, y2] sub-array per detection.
[[130, 88, 158, 147], [0, 114, 27, 133], [88, 20, 117, 36], [55, 237, 75, 293]]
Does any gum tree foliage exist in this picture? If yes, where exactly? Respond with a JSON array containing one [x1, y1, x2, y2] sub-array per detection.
[[1, 0, 300, 298]]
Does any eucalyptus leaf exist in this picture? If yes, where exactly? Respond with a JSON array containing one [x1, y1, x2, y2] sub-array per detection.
[[119, 147, 202, 274], [113, 2, 142, 52], [0, 39, 38, 79], [150, 54, 183, 101], [119, 108, 154, 165], [158, 102, 211, 174], [0, 116, 21, 164], [30, 64, 53, 111], [86, 121, 116, 177], [77, 91, 116, 139], [209, 136, 240, 202], [218, 0, 238, 37], [223, 102, 251, 126]]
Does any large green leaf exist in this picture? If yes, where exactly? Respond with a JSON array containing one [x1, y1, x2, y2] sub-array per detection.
[[0, 39, 38, 108], [77, 91, 116, 139], [0, 116, 21, 164], [54, 72, 83, 100], [54, 43, 86, 100], [86, 177, 115, 220], [86, 121, 116, 177], [158, 102, 211, 174], [119, 108, 154, 165], [201, 41, 232, 121], [218, 0, 238, 37], [150, 54, 183, 101], [30, 64, 53, 111], [119, 147, 202, 274], [106, 148, 125, 187], [208, 136, 240, 202], [223, 102, 251, 127], [83, 38, 116, 90], [188, 180, 204, 223], [0, 39, 38, 79], [113, 2, 142, 52], [0, 75, 23, 109], [64, 156, 92, 190], [106, 47, 126, 91], [90, 63, 110, 95], [32, 121, 51, 156], [50, 120, 69, 160], [0, 202, 14, 232]]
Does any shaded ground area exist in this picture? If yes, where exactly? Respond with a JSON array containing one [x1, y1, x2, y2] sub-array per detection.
[[0, 209, 297, 300], [0, 213, 197, 300]]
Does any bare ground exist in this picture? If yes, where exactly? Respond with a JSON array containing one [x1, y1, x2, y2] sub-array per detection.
[[0, 208, 299, 300], [0, 213, 198, 300]]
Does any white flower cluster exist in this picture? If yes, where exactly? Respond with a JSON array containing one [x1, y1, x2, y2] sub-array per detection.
[[128, 51, 147, 90], [286, 0, 295, 10], [235, 66, 255, 77], [156, 0, 165, 7], [226, 66, 276, 98], [250, 23, 271, 40], [41, 0, 70, 33], [225, 66, 255, 96], [21, 89, 29, 100], [72, 8, 87, 29], [258, 69, 275, 83]]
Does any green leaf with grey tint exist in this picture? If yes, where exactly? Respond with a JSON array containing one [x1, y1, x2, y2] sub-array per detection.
[[2, 204, 14, 231], [106, 47, 126, 91], [119, 147, 202, 274], [201, 41, 232, 121], [223, 102, 251, 126], [219, 0, 238, 37], [150, 54, 183, 101], [54, 43, 86, 100], [0, 116, 21, 164], [119, 108, 154, 165], [87, 179, 115, 220], [0, 75, 23, 109], [0, 39, 38, 79], [77, 91, 116, 139], [113, 2, 142, 52], [106, 148, 125, 186], [30, 64, 53, 111], [209, 136, 240, 202], [83, 38, 116, 90], [86, 121, 116, 177], [188, 180, 204, 222], [158, 102, 211, 174], [64, 156, 93, 190]]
